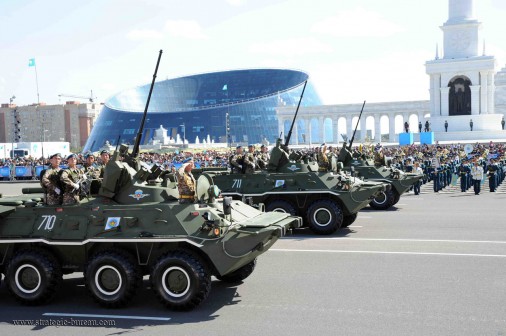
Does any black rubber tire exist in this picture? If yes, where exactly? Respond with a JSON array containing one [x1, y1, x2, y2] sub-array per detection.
[[342, 213, 358, 228], [306, 199, 343, 235], [392, 189, 401, 205], [369, 189, 395, 210], [216, 259, 256, 283], [150, 250, 211, 311], [5, 249, 62, 305], [265, 199, 297, 215], [85, 250, 141, 308]]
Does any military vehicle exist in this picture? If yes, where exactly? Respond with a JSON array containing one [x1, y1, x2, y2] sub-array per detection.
[[338, 102, 423, 210], [201, 84, 387, 235], [0, 51, 302, 311]]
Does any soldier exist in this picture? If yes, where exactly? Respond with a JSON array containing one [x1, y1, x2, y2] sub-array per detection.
[[444, 120, 448, 132], [40, 153, 62, 205], [424, 120, 430, 132], [488, 158, 498, 192], [418, 121, 422, 133], [470, 160, 484, 195], [413, 161, 423, 195], [257, 144, 270, 170], [458, 159, 469, 192], [243, 144, 257, 173], [470, 119, 474, 131], [83, 152, 100, 179], [177, 158, 196, 203], [317, 143, 330, 172], [60, 153, 85, 205], [502, 117, 505, 130], [98, 150, 110, 178], [230, 146, 245, 173]]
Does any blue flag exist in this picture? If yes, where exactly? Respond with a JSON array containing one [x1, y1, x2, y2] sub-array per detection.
[[28, 58, 35, 67]]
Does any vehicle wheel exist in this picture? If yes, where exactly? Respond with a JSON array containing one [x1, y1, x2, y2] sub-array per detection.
[[369, 189, 395, 210], [342, 213, 358, 228], [216, 259, 256, 283], [85, 250, 141, 308], [392, 190, 401, 205], [266, 199, 297, 215], [306, 199, 343, 235], [5, 249, 62, 305], [151, 250, 211, 311]]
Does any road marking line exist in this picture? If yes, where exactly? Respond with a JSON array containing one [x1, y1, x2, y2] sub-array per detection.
[[43, 313, 171, 321], [283, 237, 506, 244], [347, 226, 363, 228], [395, 203, 407, 206], [270, 249, 506, 258]]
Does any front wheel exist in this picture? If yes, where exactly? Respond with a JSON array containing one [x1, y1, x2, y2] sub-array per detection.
[[306, 199, 343, 235], [369, 189, 395, 210], [151, 251, 211, 311], [5, 249, 62, 305], [216, 259, 256, 283]]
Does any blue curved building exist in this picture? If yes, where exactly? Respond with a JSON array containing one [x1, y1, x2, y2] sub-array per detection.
[[83, 69, 321, 152]]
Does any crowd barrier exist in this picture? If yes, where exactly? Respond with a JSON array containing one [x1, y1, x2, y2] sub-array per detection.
[[0, 163, 202, 180]]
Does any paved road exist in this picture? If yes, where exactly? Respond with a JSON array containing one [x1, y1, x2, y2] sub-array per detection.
[[1, 181, 506, 335]]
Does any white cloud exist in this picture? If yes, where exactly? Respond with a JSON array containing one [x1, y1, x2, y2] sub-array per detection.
[[311, 7, 403, 38], [249, 37, 333, 56], [164, 20, 206, 39], [126, 29, 164, 41], [225, 0, 247, 6]]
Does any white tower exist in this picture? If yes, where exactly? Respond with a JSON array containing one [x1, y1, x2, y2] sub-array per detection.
[[426, 0, 497, 130]]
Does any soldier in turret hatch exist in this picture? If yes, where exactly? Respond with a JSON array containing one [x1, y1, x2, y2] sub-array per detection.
[[317, 144, 330, 172], [243, 144, 257, 173], [177, 158, 196, 203], [257, 144, 270, 170]]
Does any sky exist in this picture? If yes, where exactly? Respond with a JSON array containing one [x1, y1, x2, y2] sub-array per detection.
[[1, 0, 506, 107]]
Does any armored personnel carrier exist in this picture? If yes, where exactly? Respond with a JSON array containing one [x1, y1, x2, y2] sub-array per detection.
[[207, 143, 386, 235], [0, 51, 302, 311], [338, 146, 423, 210]]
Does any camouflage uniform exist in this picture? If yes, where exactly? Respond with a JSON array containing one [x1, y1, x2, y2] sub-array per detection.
[[230, 154, 244, 173], [83, 163, 101, 179], [177, 166, 196, 204], [257, 152, 270, 170], [317, 147, 330, 172], [41, 167, 62, 205], [61, 167, 85, 205], [243, 152, 257, 173]]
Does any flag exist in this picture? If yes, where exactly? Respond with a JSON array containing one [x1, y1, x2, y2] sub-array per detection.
[[28, 58, 36, 67], [222, 84, 227, 90]]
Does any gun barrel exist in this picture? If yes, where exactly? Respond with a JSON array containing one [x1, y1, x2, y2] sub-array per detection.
[[132, 50, 163, 158], [284, 80, 308, 147], [348, 100, 366, 149]]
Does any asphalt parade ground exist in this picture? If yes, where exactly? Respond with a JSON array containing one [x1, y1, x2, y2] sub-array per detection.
[[1, 181, 506, 335]]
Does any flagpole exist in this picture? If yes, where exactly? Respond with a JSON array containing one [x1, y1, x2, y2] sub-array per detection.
[[34, 63, 40, 105]]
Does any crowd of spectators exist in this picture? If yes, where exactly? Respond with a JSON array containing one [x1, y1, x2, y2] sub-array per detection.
[[1, 142, 505, 181]]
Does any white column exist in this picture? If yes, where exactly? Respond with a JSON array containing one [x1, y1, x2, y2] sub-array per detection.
[[431, 74, 441, 116], [470, 85, 481, 115], [359, 115, 366, 142], [440, 87, 450, 116], [318, 117, 324, 143], [480, 71, 488, 114], [305, 118, 311, 145], [488, 72, 495, 114], [332, 117, 338, 144], [346, 116, 353, 140], [374, 114, 381, 143], [278, 118, 284, 140], [389, 115, 396, 142], [293, 122, 299, 145]]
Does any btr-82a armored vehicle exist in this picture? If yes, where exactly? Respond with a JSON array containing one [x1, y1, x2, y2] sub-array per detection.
[[205, 141, 387, 235], [0, 51, 302, 311]]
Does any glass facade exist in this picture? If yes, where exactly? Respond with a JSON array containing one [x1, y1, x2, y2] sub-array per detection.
[[84, 69, 321, 152]]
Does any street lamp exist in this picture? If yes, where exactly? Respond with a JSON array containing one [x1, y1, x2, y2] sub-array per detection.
[[9, 95, 16, 105], [180, 123, 186, 148]]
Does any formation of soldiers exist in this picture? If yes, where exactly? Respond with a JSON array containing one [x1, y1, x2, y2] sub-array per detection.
[[229, 144, 270, 174], [40, 150, 110, 206]]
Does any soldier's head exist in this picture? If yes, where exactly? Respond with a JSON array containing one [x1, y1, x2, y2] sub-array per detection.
[[67, 153, 78, 167], [236, 145, 243, 154], [248, 144, 255, 153], [261, 144, 267, 153], [100, 150, 110, 164], [49, 153, 61, 168], [84, 152, 95, 165], [182, 158, 194, 172]]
